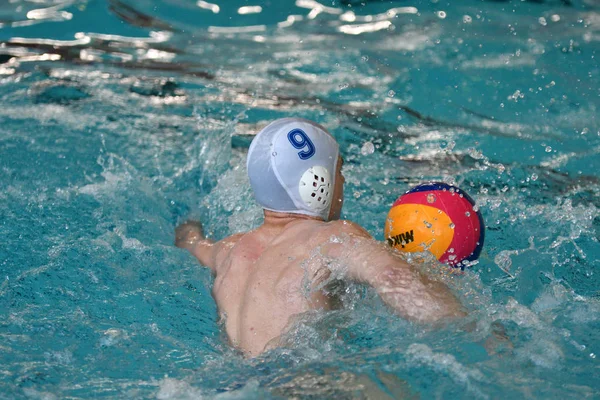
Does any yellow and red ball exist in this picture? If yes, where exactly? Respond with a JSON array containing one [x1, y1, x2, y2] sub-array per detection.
[[384, 182, 484, 268]]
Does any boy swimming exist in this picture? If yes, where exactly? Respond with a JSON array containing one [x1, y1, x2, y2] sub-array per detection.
[[175, 118, 464, 357]]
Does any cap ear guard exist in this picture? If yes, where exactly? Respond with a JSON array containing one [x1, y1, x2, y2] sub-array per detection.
[[247, 118, 340, 220], [298, 166, 332, 212]]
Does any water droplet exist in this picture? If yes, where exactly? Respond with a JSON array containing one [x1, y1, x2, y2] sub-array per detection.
[[468, 147, 484, 159], [449, 223, 455, 229], [423, 220, 432, 228], [465, 211, 471, 217], [427, 194, 436, 204], [448, 248, 454, 253], [272, 152, 277, 156], [361, 141, 375, 155], [473, 205, 479, 212]]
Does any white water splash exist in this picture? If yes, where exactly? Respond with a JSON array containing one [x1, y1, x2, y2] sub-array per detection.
[[156, 378, 204, 400]]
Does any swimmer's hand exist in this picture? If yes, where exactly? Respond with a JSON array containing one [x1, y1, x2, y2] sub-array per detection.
[[175, 221, 242, 273], [175, 220, 205, 250]]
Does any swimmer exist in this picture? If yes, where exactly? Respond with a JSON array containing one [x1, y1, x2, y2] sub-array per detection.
[[175, 118, 465, 357]]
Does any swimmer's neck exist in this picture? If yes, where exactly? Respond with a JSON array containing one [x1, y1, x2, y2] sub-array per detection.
[[262, 210, 324, 227]]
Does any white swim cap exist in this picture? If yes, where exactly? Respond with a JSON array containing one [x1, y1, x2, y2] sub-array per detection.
[[247, 118, 340, 220]]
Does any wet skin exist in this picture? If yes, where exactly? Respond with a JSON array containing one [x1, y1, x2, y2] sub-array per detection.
[[175, 158, 464, 357]]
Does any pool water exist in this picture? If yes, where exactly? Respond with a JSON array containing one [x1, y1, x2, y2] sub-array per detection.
[[1, 0, 599, 398]]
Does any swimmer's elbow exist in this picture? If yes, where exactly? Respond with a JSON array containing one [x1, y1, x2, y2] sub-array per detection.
[[416, 303, 467, 324], [386, 295, 466, 325], [373, 266, 466, 324], [378, 290, 465, 324]]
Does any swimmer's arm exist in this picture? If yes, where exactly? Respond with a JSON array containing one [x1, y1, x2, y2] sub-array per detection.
[[175, 221, 240, 273], [359, 254, 466, 323], [329, 221, 465, 323]]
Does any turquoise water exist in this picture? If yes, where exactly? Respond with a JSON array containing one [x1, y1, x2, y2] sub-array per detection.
[[1, 0, 599, 398]]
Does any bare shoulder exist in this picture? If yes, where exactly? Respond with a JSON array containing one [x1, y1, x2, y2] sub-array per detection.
[[220, 232, 245, 246], [214, 232, 245, 257], [323, 219, 372, 239], [312, 219, 379, 261], [285, 219, 372, 243]]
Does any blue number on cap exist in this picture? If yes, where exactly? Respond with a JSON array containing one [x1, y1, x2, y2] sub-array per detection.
[[287, 129, 315, 160]]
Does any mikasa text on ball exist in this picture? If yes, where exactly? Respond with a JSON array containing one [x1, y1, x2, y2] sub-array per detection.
[[384, 182, 485, 268]]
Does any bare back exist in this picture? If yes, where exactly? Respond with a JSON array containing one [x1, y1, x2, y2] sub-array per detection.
[[177, 214, 464, 357], [175, 118, 464, 357], [212, 219, 338, 357]]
